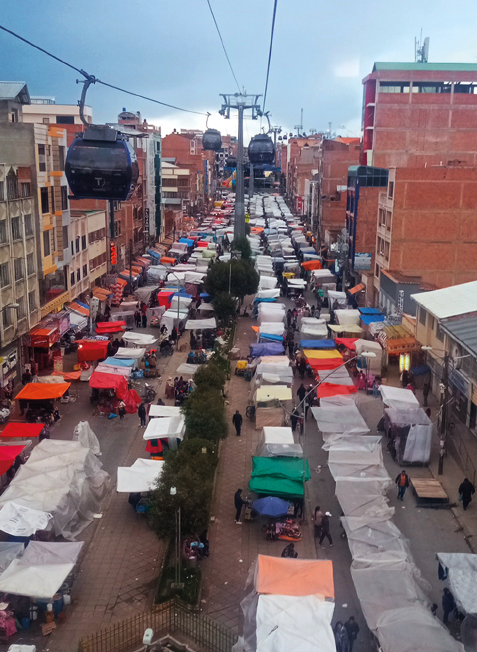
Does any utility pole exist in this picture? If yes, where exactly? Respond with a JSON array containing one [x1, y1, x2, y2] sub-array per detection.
[[269, 126, 282, 167], [249, 163, 254, 199], [220, 94, 261, 242], [129, 239, 133, 296], [438, 353, 450, 475]]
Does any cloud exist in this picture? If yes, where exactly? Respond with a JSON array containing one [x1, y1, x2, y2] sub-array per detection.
[[334, 60, 361, 78]]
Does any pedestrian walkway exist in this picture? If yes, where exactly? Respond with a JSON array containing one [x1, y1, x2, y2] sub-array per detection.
[[200, 312, 315, 632]]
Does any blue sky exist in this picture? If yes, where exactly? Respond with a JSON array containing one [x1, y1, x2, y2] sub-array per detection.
[[2, 0, 477, 139]]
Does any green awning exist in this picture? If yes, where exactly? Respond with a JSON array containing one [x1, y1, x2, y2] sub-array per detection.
[[249, 457, 311, 499]]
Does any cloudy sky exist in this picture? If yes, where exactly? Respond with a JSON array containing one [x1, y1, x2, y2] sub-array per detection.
[[2, 0, 477, 140]]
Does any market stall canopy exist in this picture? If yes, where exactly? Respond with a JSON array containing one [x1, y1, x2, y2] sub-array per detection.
[[0, 423, 43, 439], [0, 541, 83, 599], [76, 339, 109, 362], [379, 386, 419, 409], [96, 363, 131, 378], [149, 405, 181, 418], [0, 501, 50, 537], [256, 289, 280, 300], [257, 427, 303, 458], [255, 555, 334, 598], [52, 370, 82, 381], [259, 276, 278, 290], [0, 445, 26, 475], [303, 349, 342, 360], [184, 318, 216, 330], [317, 383, 357, 399], [301, 260, 322, 271], [143, 416, 185, 441], [300, 340, 335, 349], [103, 357, 135, 368], [117, 459, 164, 492], [122, 332, 157, 347], [256, 386, 292, 403], [176, 363, 199, 376], [250, 343, 285, 357], [335, 337, 359, 351], [15, 383, 71, 401], [249, 457, 311, 498], [436, 553, 477, 614], [114, 347, 146, 360], [89, 371, 127, 398], [328, 324, 363, 334], [334, 309, 360, 325], [96, 321, 127, 335], [311, 404, 369, 435]]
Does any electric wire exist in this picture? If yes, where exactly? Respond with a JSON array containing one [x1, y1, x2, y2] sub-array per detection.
[[205, 0, 241, 93], [0, 24, 208, 116], [262, 0, 278, 112]]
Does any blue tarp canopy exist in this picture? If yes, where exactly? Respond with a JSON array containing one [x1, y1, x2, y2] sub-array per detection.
[[200, 293, 211, 300], [359, 307, 382, 315], [173, 290, 192, 298], [360, 314, 386, 325], [259, 333, 284, 342], [103, 357, 135, 368], [411, 364, 431, 376], [179, 238, 194, 247], [253, 297, 277, 303], [148, 249, 161, 259], [300, 339, 335, 349], [250, 342, 285, 358]]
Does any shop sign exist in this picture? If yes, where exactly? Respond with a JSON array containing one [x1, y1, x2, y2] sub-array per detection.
[[144, 208, 150, 242], [354, 253, 372, 270], [0, 348, 18, 385], [54, 357, 63, 373]]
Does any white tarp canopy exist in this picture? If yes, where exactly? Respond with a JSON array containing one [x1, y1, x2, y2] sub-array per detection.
[[334, 309, 361, 325], [257, 302, 286, 313], [0, 502, 51, 537], [73, 421, 101, 456], [258, 323, 285, 336], [436, 553, 477, 614], [301, 324, 328, 338], [256, 595, 336, 652], [311, 404, 369, 435], [256, 364, 293, 380], [0, 541, 83, 599], [256, 289, 280, 299], [316, 368, 354, 386], [256, 427, 303, 458], [379, 386, 419, 409], [328, 291, 348, 308], [341, 516, 409, 558], [114, 347, 146, 360], [258, 311, 285, 326], [69, 310, 88, 330], [198, 303, 214, 312], [259, 276, 278, 290], [143, 416, 185, 441], [117, 459, 164, 493], [0, 543, 24, 573], [336, 479, 394, 519], [0, 440, 110, 540], [170, 296, 193, 310], [355, 339, 383, 373], [176, 363, 199, 376], [122, 333, 157, 347], [149, 405, 182, 418], [184, 318, 217, 330], [96, 363, 131, 378], [287, 279, 306, 287]]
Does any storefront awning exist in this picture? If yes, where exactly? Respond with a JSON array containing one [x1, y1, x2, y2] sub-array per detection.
[[96, 321, 126, 334], [30, 326, 59, 348], [67, 301, 90, 317], [15, 383, 71, 401], [93, 287, 113, 301]]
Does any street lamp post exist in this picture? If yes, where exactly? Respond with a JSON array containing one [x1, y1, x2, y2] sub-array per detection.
[[169, 486, 183, 591]]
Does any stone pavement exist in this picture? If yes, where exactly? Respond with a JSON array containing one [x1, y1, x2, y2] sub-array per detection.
[[200, 311, 316, 633]]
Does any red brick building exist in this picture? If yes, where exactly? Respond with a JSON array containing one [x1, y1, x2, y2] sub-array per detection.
[[285, 136, 321, 214]]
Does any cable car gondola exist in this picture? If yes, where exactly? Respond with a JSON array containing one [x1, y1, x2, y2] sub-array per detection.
[[225, 156, 237, 168], [202, 128, 222, 152], [248, 134, 275, 165], [65, 126, 139, 201]]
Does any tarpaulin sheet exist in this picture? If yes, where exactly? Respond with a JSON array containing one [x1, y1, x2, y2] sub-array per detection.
[[89, 371, 127, 399], [307, 357, 344, 371], [122, 332, 157, 347], [117, 459, 164, 492], [436, 553, 477, 615], [96, 363, 131, 378], [149, 405, 181, 418], [0, 445, 26, 475], [328, 324, 363, 334], [0, 543, 24, 573], [335, 337, 359, 350], [0, 502, 50, 537], [184, 318, 216, 330], [379, 386, 419, 409], [250, 343, 284, 357], [334, 309, 361, 325], [256, 386, 292, 403], [103, 357, 135, 368], [77, 339, 109, 362], [256, 555, 334, 598], [317, 383, 357, 399], [299, 340, 335, 349], [0, 423, 43, 438], [52, 370, 82, 381], [15, 383, 71, 401], [143, 416, 185, 441], [311, 405, 369, 435], [301, 260, 322, 271], [360, 314, 386, 325], [96, 320, 126, 331], [303, 349, 342, 360], [114, 348, 146, 360]]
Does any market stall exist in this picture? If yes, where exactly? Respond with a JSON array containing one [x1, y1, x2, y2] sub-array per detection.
[[117, 459, 164, 492], [254, 385, 292, 430], [76, 339, 109, 363], [255, 427, 303, 457], [385, 407, 433, 465], [249, 457, 311, 498]]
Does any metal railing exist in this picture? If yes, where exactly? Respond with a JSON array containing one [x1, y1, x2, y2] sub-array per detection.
[[78, 598, 237, 652]]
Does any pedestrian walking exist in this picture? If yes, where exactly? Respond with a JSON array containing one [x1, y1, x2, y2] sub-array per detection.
[[232, 410, 243, 437], [234, 488, 246, 524], [334, 621, 349, 652], [395, 469, 410, 500], [142, 312, 147, 328], [373, 377, 380, 398], [288, 339, 295, 359], [290, 406, 299, 432], [442, 587, 456, 626], [344, 617, 359, 652], [118, 400, 126, 419], [459, 477, 476, 510], [298, 357, 306, 379], [134, 310, 141, 328], [297, 382, 306, 403], [313, 505, 324, 539], [423, 381, 430, 407], [319, 512, 333, 547], [281, 542, 298, 558], [286, 309, 293, 328], [138, 402, 147, 427]]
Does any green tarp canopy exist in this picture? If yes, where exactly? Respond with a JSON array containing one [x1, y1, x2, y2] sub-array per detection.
[[249, 457, 311, 499]]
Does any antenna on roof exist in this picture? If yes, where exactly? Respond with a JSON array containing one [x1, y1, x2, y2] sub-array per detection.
[[415, 32, 430, 63]]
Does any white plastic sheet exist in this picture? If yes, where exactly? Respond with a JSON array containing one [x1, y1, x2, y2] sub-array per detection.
[[73, 421, 101, 456], [259, 276, 278, 290], [256, 427, 302, 458], [184, 318, 217, 330], [149, 405, 182, 418], [143, 416, 185, 441], [336, 479, 394, 519], [114, 347, 146, 360], [0, 502, 51, 537], [0, 543, 24, 572], [117, 459, 164, 492], [379, 386, 419, 409], [437, 553, 477, 614], [122, 333, 157, 347], [311, 404, 369, 435]]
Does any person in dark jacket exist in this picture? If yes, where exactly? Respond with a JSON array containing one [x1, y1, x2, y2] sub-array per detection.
[[319, 512, 333, 547], [290, 406, 300, 432], [138, 403, 147, 427], [395, 470, 410, 500], [442, 587, 455, 626], [281, 542, 298, 558], [142, 312, 147, 328], [234, 488, 245, 524], [297, 383, 306, 403], [459, 477, 476, 511], [134, 310, 141, 328], [423, 381, 430, 407], [344, 617, 359, 652], [232, 410, 243, 437]]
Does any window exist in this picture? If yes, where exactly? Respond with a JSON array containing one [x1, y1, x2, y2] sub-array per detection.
[[190, 140, 196, 155], [71, 241, 74, 255], [56, 116, 75, 124], [0, 222, 6, 244], [0, 263, 9, 287], [38, 144, 46, 172], [6, 169, 19, 200], [76, 269, 81, 283], [14, 258, 24, 281], [388, 181, 394, 199], [63, 226, 68, 250], [11, 217, 21, 242], [40, 187, 49, 214], [50, 187, 55, 214], [43, 231, 51, 257], [375, 263, 380, 279], [70, 271, 75, 287], [24, 214, 33, 237], [2, 309, 11, 328], [114, 220, 121, 237], [21, 182, 31, 198], [436, 323, 445, 342], [75, 237, 80, 253], [17, 297, 26, 320], [27, 253, 35, 275], [28, 290, 36, 312], [61, 186, 68, 210], [412, 82, 452, 94], [42, 117, 50, 124], [10, 109, 19, 123], [419, 307, 427, 326], [58, 146, 65, 171], [0, 181, 3, 201], [81, 235, 87, 250], [83, 264, 88, 278]]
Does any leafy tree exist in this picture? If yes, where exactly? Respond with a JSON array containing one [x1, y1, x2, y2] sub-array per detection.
[[205, 259, 259, 301], [231, 235, 252, 260], [182, 387, 228, 442], [149, 439, 218, 541], [193, 362, 226, 392], [212, 291, 237, 325]]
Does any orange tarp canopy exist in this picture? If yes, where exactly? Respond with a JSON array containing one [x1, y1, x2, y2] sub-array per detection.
[[301, 260, 322, 271], [15, 383, 71, 401], [251, 325, 259, 332], [251, 227, 264, 233], [0, 445, 26, 476], [256, 555, 334, 599], [348, 283, 365, 295], [93, 287, 112, 301], [0, 423, 43, 438], [161, 257, 176, 265], [52, 370, 82, 381], [317, 383, 357, 399]]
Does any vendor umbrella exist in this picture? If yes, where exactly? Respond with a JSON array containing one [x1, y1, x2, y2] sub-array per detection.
[[253, 496, 290, 518]]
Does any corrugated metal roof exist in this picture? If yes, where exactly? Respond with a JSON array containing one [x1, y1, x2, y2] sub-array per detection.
[[411, 281, 477, 319], [441, 316, 477, 358], [0, 82, 30, 103], [372, 62, 477, 72]]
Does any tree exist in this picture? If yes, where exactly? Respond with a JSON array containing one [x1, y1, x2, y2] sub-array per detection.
[[205, 259, 259, 301], [231, 235, 252, 260], [212, 291, 237, 325], [182, 387, 228, 442], [194, 362, 226, 392]]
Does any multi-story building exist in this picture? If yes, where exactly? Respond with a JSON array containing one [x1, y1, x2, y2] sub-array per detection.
[[161, 161, 191, 238], [0, 82, 41, 386], [162, 130, 209, 212], [285, 136, 321, 214], [22, 99, 93, 126]]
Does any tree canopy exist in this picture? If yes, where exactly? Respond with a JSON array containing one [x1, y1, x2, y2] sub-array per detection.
[[205, 259, 259, 300]]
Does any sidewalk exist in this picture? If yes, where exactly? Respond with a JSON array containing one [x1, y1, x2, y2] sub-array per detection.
[[200, 313, 316, 632]]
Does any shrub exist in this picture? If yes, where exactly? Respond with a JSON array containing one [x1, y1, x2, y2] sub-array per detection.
[[205, 259, 259, 301], [182, 387, 228, 442], [194, 363, 226, 392], [231, 235, 252, 260], [212, 291, 237, 325]]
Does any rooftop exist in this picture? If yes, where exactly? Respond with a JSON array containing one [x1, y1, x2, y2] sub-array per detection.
[[411, 280, 477, 320], [441, 315, 477, 359], [372, 62, 477, 72], [0, 81, 30, 104]]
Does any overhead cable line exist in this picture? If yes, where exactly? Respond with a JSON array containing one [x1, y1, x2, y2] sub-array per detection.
[[205, 0, 241, 93], [0, 24, 208, 116], [262, 0, 278, 112]]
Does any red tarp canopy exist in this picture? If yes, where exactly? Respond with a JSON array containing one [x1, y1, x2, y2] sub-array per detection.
[[76, 340, 109, 362], [317, 383, 357, 399], [0, 423, 44, 438], [89, 371, 127, 399], [0, 445, 26, 476], [161, 257, 176, 265], [307, 357, 344, 371], [158, 291, 175, 308], [335, 338, 359, 351], [30, 326, 59, 348], [15, 383, 71, 401], [197, 241, 208, 248], [96, 321, 127, 334]]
